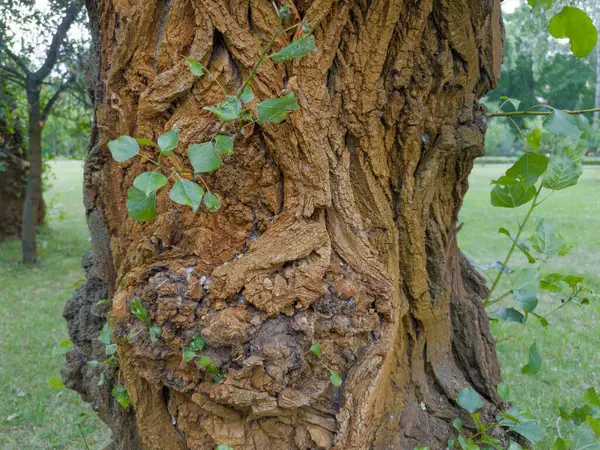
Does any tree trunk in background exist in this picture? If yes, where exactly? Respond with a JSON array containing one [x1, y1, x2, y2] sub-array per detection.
[[65, 1, 505, 448]]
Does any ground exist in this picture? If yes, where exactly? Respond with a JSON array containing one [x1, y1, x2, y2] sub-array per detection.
[[0, 161, 598, 449]]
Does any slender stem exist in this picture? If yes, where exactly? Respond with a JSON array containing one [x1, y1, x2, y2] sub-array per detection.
[[138, 154, 160, 166], [488, 107, 600, 118], [484, 187, 542, 306], [486, 289, 514, 308], [508, 116, 527, 149], [78, 424, 91, 450]]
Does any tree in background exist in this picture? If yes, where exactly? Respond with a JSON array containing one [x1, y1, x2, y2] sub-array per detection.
[[0, 0, 85, 262]]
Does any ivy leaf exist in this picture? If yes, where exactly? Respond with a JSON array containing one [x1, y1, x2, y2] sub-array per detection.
[[497, 381, 514, 402], [506, 152, 549, 187], [310, 343, 321, 357], [214, 135, 234, 156], [197, 355, 211, 368], [98, 323, 111, 345], [136, 138, 156, 147], [529, 219, 571, 256], [456, 387, 483, 413], [272, 35, 316, 61], [542, 153, 583, 191], [203, 192, 221, 212], [521, 341, 542, 375], [329, 369, 342, 387], [188, 335, 205, 352], [48, 376, 65, 389], [548, 7, 598, 58], [495, 308, 526, 324], [257, 92, 300, 123], [108, 136, 139, 162], [188, 142, 222, 173], [490, 183, 537, 208], [169, 179, 204, 212], [544, 109, 583, 139], [240, 85, 254, 103], [112, 384, 131, 408], [204, 96, 243, 121], [527, 129, 542, 150], [182, 349, 197, 364], [512, 269, 539, 313], [185, 57, 205, 77], [133, 172, 168, 197], [584, 387, 600, 408], [157, 129, 179, 156], [126, 187, 157, 222]]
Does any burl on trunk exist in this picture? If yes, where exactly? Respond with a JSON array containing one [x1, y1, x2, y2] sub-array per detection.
[[64, 1, 505, 449]]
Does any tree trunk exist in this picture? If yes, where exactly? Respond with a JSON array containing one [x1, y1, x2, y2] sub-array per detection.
[[65, 1, 505, 449], [21, 83, 43, 263]]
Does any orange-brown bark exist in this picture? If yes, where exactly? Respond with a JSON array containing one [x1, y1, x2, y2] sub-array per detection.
[[65, 1, 505, 448]]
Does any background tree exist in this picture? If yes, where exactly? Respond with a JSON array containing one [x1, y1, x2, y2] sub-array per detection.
[[0, 0, 85, 262]]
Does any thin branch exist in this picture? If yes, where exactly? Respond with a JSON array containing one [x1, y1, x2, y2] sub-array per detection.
[[0, 64, 25, 81], [488, 107, 600, 118], [0, 44, 31, 76], [42, 74, 76, 121]]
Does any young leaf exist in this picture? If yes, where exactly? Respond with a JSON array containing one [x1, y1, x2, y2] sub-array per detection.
[[584, 387, 600, 408], [456, 387, 483, 413], [203, 192, 221, 212], [108, 136, 139, 162], [542, 153, 583, 191], [136, 138, 156, 147], [215, 444, 233, 450], [512, 268, 540, 313], [169, 179, 204, 212], [529, 219, 571, 256], [204, 96, 243, 121], [105, 343, 118, 356], [551, 437, 568, 450], [197, 355, 212, 368], [126, 187, 157, 222], [527, 0, 552, 10], [507, 441, 524, 450], [188, 142, 222, 173], [149, 325, 161, 344], [329, 369, 342, 387], [527, 129, 542, 150], [506, 152, 549, 186], [540, 273, 567, 293], [257, 92, 300, 123], [214, 135, 234, 156], [272, 35, 316, 61], [133, 172, 168, 196], [48, 377, 65, 389], [543, 109, 583, 139], [494, 308, 526, 324], [130, 298, 148, 323], [499, 95, 521, 111], [98, 323, 111, 345], [548, 7, 598, 58], [112, 384, 131, 408], [157, 129, 179, 155], [452, 417, 463, 432], [310, 343, 321, 358], [53, 339, 73, 356], [207, 363, 219, 374], [521, 341, 543, 375], [188, 335, 205, 352], [497, 381, 513, 402], [185, 57, 205, 77], [240, 85, 254, 103], [490, 183, 537, 208], [511, 420, 545, 443], [183, 349, 197, 364]]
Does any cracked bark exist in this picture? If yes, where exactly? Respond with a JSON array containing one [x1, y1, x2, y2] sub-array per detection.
[[64, 1, 506, 448]]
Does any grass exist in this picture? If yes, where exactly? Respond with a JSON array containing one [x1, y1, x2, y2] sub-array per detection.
[[459, 165, 600, 447], [0, 161, 598, 448], [0, 160, 110, 449]]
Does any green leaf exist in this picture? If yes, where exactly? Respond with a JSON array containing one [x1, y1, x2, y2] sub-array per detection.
[[240, 85, 254, 103], [527, 129, 542, 150], [414, 447, 430, 450], [552, 437, 568, 450], [136, 138, 156, 147], [584, 387, 600, 408], [126, 187, 157, 222], [130, 298, 148, 323], [456, 387, 483, 413], [257, 92, 300, 124], [511, 269, 539, 313], [133, 172, 168, 196], [105, 343, 118, 356], [495, 308, 526, 324], [185, 57, 205, 77], [98, 323, 111, 345], [499, 96, 521, 111], [183, 349, 197, 363], [521, 341, 542, 375], [529, 219, 571, 256], [542, 153, 583, 191], [506, 152, 549, 187], [329, 369, 342, 387], [188, 142, 222, 173], [573, 424, 600, 449], [511, 420, 545, 443], [587, 416, 600, 435], [169, 179, 204, 212], [197, 355, 212, 368], [310, 343, 321, 358], [540, 273, 567, 293], [214, 135, 234, 156], [53, 339, 73, 356], [157, 129, 179, 155], [48, 376, 65, 389], [497, 381, 513, 402], [498, 228, 536, 264], [215, 445, 233, 450], [572, 404, 598, 425], [490, 183, 537, 208], [452, 417, 463, 432], [532, 313, 549, 327], [112, 384, 131, 408], [149, 325, 161, 344], [272, 35, 316, 61], [544, 109, 583, 139], [108, 136, 139, 162], [203, 192, 221, 212], [548, 7, 598, 58], [508, 441, 524, 450], [527, 0, 552, 10], [188, 335, 205, 352], [565, 275, 585, 288], [204, 96, 243, 121], [207, 364, 219, 374]]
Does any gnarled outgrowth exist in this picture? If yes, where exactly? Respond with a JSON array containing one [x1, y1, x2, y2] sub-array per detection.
[[65, 1, 505, 449]]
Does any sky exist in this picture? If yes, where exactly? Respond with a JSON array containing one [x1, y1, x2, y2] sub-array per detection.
[[503, 0, 522, 13]]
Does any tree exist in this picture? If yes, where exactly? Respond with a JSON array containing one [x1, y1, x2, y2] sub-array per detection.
[[0, 0, 84, 262], [64, 1, 506, 448]]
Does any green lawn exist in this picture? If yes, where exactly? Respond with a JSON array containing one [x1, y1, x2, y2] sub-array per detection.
[[0, 162, 598, 449], [0, 161, 110, 449]]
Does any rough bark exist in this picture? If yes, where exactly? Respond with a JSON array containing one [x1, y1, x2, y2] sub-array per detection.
[[65, 1, 505, 449]]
